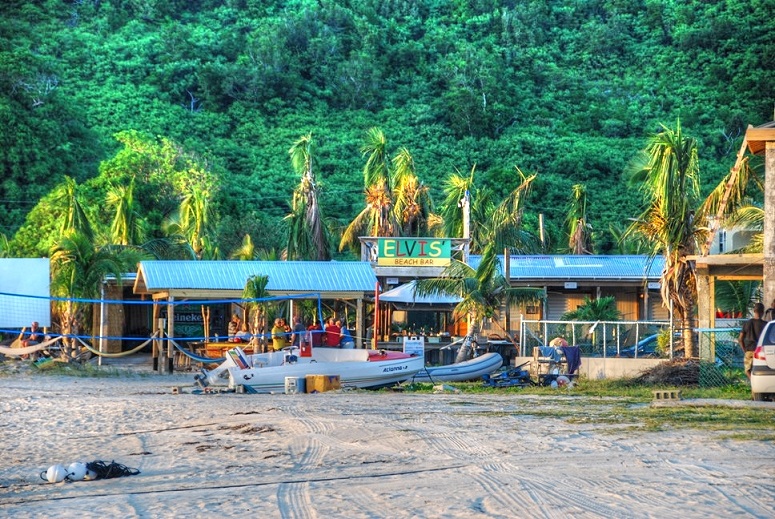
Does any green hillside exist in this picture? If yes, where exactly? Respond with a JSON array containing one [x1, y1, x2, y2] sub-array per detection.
[[1, 0, 772, 256]]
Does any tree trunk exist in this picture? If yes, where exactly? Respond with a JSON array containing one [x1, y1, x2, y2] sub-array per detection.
[[456, 319, 480, 363]]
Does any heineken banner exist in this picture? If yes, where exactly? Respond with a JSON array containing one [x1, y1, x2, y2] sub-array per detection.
[[377, 238, 451, 267]]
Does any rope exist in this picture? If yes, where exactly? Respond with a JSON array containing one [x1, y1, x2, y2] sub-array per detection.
[[86, 460, 140, 479], [0, 336, 62, 357], [169, 337, 226, 363], [0, 290, 323, 306], [77, 333, 157, 358]]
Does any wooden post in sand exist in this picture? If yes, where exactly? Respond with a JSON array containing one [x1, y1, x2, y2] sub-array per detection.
[[152, 302, 161, 371], [166, 297, 175, 374]]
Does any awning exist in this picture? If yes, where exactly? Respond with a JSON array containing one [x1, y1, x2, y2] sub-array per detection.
[[379, 281, 462, 305]]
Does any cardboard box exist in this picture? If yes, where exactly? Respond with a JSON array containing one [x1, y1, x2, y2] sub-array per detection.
[[305, 374, 341, 393]]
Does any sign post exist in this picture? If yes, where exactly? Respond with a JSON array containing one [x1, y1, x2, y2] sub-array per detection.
[[403, 335, 425, 359]]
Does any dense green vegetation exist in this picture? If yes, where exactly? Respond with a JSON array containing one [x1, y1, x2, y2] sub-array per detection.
[[1, 0, 772, 257]]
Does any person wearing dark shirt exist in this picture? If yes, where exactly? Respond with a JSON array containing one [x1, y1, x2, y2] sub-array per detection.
[[290, 315, 306, 347], [739, 302, 766, 381]]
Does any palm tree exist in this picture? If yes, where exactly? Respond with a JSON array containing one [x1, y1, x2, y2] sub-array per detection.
[[285, 133, 332, 260], [416, 244, 544, 361], [724, 203, 764, 253], [230, 234, 258, 260], [565, 184, 592, 254], [627, 121, 706, 358], [714, 280, 760, 317], [164, 186, 214, 259], [50, 231, 144, 359], [106, 178, 144, 246], [342, 128, 429, 250], [361, 127, 391, 211], [138, 237, 197, 260], [54, 176, 94, 242], [560, 296, 622, 353], [439, 167, 476, 242], [698, 153, 759, 255], [608, 222, 650, 254], [340, 128, 395, 250], [243, 274, 271, 352], [0, 233, 9, 258], [438, 167, 538, 254], [561, 296, 622, 322], [488, 169, 539, 253], [392, 148, 435, 236]]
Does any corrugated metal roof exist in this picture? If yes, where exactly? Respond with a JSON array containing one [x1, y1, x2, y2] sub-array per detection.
[[137, 261, 377, 293], [468, 255, 664, 281]]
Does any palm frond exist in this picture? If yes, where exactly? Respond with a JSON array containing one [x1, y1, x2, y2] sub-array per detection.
[[230, 234, 257, 260], [339, 207, 376, 251]]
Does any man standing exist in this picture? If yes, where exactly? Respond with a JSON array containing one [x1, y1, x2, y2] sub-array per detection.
[[739, 302, 766, 381], [271, 318, 287, 351], [290, 315, 306, 347], [339, 320, 355, 348]]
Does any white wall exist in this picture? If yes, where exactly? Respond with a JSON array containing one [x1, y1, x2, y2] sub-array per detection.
[[513, 355, 664, 380], [0, 258, 51, 327]]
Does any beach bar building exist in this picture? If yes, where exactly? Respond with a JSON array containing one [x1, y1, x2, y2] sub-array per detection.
[[130, 261, 378, 368]]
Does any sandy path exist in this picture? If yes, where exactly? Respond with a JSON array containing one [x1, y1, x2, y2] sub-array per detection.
[[1, 374, 773, 518]]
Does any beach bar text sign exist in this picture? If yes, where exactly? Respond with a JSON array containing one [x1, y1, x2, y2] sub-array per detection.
[[377, 238, 451, 267]]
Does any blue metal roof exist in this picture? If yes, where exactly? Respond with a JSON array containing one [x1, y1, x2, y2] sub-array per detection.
[[136, 261, 377, 293], [468, 255, 664, 281]]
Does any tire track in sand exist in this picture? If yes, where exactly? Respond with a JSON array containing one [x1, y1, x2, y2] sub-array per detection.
[[471, 460, 633, 519], [664, 458, 775, 517], [277, 481, 315, 519], [422, 431, 498, 461], [275, 404, 332, 519]]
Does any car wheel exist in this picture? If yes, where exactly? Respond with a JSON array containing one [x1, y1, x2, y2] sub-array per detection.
[[752, 392, 765, 401]]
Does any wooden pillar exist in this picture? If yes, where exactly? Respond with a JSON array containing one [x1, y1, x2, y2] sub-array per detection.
[[152, 302, 161, 371], [356, 297, 363, 348], [764, 142, 775, 308], [166, 297, 175, 374], [504, 250, 511, 335]]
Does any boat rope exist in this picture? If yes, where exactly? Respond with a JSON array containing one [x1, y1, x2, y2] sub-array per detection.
[[84, 460, 141, 479], [77, 333, 158, 358], [413, 366, 437, 385]]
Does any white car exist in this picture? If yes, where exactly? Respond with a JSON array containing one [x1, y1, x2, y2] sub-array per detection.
[[751, 321, 775, 401]]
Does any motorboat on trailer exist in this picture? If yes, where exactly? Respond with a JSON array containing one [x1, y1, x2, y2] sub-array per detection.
[[195, 346, 424, 393], [411, 352, 504, 383]]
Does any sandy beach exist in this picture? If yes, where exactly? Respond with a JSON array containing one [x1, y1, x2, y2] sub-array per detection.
[[1, 367, 774, 519]]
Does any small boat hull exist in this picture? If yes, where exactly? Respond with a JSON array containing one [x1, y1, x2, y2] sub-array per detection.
[[412, 352, 503, 383], [199, 347, 424, 393]]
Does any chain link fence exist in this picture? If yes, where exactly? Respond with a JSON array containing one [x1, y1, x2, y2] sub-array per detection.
[[519, 319, 745, 387], [697, 327, 744, 387]]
